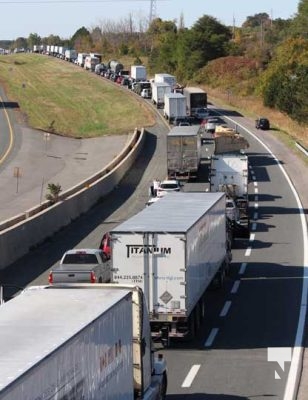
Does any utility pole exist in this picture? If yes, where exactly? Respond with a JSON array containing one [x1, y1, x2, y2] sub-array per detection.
[[149, 0, 157, 25]]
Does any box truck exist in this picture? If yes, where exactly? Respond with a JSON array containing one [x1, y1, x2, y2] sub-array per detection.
[[64, 49, 77, 62], [151, 82, 172, 108], [183, 87, 207, 117], [0, 284, 167, 400], [111, 192, 231, 345], [163, 93, 187, 123], [167, 125, 201, 179], [131, 65, 147, 81]]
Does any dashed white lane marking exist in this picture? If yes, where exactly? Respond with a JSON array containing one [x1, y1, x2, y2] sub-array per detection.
[[245, 247, 252, 256], [249, 233, 255, 241], [251, 222, 257, 231], [253, 212, 258, 220], [254, 202, 259, 209], [204, 328, 219, 347], [220, 301, 232, 317], [231, 280, 240, 294], [181, 364, 201, 388], [252, 175, 256, 181], [253, 181, 258, 187], [255, 195, 259, 201], [239, 262, 247, 275], [254, 188, 259, 194]]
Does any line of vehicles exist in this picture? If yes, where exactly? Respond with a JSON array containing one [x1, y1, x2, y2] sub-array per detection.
[[0, 44, 253, 398]]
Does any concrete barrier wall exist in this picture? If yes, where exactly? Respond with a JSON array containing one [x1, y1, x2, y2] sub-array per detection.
[[0, 129, 146, 270]]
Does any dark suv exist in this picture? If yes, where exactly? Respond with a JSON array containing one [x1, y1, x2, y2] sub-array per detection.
[[255, 118, 270, 130]]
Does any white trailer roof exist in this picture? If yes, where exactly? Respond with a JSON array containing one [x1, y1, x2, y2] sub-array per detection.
[[184, 87, 206, 93], [0, 287, 130, 389], [168, 125, 200, 136], [165, 92, 185, 99], [112, 192, 225, 233]]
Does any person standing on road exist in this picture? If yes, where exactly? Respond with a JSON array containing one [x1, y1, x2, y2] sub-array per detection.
[[153, 179, 160, 197]]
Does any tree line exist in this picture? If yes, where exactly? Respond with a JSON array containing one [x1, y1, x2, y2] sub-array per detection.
[[3, 0, 308, 125]]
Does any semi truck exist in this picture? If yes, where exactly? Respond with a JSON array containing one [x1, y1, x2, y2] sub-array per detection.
[[131, 65, 147, 81], [109, 60, 124, 75], [167, 125, 201, 179], [84, 55, 100, 71], [0, 284, 167, 399], [110, 192, 231, 345], [210, 152, 249, 236], [183, 87, 207, 117], [151, 82, 172, 108], [154, 73, 176, 88], [163, 93, 187, 123]]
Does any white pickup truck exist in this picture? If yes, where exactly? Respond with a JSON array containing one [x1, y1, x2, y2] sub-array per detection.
[[48, 249, 111, 284]]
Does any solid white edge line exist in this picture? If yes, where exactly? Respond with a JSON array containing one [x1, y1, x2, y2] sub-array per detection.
[[220, 301, 232, 317], [181, 364, 201, 388], [231, 280, 240, 294], [221, 114, 308, 400], [204, 328, 219, 347]]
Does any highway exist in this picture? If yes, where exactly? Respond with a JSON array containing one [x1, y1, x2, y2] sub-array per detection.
[[0, 91, 307, 398], [0, 89, 15, 167]]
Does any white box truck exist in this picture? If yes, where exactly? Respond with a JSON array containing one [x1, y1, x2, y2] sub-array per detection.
[[111, 192, 231, 345], [0, 284, 167, 400], [64, 49, 77, 62], [154, 73, 176, 88], [163, 92, 187, 123], [210, 152, 250, 236], [183, 87, 207, 117], [167, 125, 201, 179], [131, 65, 147, 81], [151, 82, 172, 108]]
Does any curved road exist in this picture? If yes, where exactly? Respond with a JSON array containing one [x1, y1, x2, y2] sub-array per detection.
[[0, 92, 307, 398]]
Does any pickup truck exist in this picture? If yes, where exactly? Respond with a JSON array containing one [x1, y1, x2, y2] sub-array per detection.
[[48, 249, 111, 284]]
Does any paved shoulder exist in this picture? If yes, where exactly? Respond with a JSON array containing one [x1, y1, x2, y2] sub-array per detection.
[[0, 125, 132, 221]]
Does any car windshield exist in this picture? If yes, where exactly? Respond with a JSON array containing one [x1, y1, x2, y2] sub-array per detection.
[[62, 253, 98, 264], [160, 183, 179, 190]]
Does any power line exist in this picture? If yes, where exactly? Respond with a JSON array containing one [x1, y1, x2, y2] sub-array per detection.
[[0, 0, 166, 3]]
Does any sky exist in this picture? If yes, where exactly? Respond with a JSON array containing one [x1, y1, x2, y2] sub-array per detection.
[[0, 0, 300, 40]]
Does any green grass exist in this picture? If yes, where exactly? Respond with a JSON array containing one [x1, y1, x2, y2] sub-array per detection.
[[0, 54, 155, 137]]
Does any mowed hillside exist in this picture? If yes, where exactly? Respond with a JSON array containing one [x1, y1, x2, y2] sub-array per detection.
[[0, 53, 155, 137]]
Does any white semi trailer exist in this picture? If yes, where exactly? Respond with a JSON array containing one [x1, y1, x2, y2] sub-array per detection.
[[131, 65, 147, 81], [210, 152, 250, 236], [151, 82, 172, 108], [0, 284, 167, 400], [110, 192, 231, 345]]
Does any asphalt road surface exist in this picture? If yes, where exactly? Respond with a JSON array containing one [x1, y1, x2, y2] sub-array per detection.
[[0, 94, 307, 399]]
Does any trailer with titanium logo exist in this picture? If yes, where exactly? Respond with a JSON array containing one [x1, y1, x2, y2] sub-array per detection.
[[110, 192, 230, 345]]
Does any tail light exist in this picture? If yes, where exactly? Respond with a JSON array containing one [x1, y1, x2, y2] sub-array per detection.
[[48, 272, 53, 284], [90, 271, 96, 283]]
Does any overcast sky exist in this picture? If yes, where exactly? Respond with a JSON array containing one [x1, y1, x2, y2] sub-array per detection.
[[0, 0, 299, 40]]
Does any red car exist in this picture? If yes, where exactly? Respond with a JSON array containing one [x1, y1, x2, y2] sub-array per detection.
[[99, 232, 111, 261]]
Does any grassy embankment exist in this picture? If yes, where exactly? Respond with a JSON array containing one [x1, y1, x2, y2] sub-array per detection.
[[204, 86, 308, 152], [0, 53, 155, 138]]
